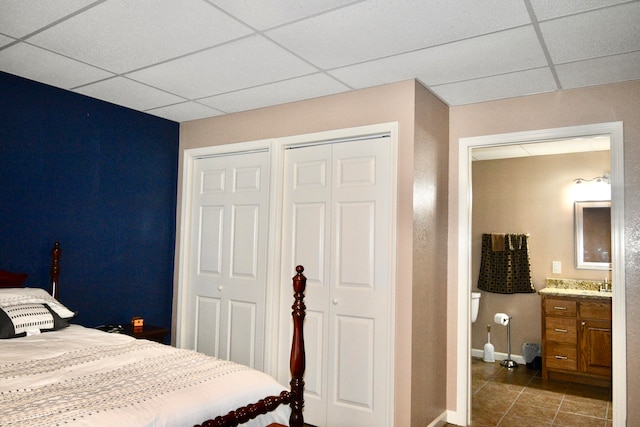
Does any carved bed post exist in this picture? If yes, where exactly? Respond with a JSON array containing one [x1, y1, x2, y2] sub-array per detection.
[[50, 242, 61, 299], [289, 265, 306, 427]]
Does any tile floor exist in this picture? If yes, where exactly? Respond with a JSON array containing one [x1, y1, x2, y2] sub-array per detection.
[[446, 357, 612, 427]]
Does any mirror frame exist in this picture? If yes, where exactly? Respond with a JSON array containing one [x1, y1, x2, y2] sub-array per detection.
[[575, 200, 612, 270]]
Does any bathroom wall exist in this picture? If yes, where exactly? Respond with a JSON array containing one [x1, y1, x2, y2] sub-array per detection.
[[471, 150, 611, 355]]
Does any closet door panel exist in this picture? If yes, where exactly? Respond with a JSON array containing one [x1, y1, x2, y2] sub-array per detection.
[[334, 314, 375, 409], [280, 144, 332, 427], [195, 296, 220, 357], [327, 139, 392, 427], [280, 136, 393, 427], [185, 151, 269, 371]]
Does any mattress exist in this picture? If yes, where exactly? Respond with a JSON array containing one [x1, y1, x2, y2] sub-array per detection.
[[0, 325, 289, 427]]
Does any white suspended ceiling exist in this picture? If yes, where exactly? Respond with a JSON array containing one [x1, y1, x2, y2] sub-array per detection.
[[1, 0, 639, 123]]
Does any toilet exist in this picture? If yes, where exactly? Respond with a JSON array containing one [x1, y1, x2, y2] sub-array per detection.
[[471, 292, 481, 323]]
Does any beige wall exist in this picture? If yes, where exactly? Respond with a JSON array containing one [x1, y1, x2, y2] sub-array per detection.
[[175, 80, 450, 426], [412, 82, 450, 424], [471, 151, 610, 355], [448, 80, 640, 422]]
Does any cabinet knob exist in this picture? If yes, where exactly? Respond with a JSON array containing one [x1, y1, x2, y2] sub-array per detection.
[[581, 321, 586, 326], [218, 286, 223, 291], [332, 298, 339, 305]]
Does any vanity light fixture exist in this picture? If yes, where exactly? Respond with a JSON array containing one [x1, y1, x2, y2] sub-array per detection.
[[574, 173, 610, 185]]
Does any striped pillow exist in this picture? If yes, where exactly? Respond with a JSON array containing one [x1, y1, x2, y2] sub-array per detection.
[[0, 303, 69, 338]]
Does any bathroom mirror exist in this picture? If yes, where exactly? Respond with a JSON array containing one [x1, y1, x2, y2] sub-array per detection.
[[575, 201, 611, 270]]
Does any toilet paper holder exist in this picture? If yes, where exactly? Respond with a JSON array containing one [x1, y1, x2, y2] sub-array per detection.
[[494, 312, 518, 369]]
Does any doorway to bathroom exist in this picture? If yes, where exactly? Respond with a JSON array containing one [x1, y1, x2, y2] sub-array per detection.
[[456, 122, 625, 426]]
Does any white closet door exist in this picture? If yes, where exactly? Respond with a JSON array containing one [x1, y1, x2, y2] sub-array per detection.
[[185, 151, 270, 370], [280, 137, 393, 426]]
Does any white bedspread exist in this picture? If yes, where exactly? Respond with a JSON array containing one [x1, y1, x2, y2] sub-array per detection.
[[0, 325, 290, 427]]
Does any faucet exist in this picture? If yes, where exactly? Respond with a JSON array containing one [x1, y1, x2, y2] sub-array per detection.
[[600, 278, 612, 292]]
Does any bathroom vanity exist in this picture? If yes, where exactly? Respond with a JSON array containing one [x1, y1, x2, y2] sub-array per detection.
[[540, 283, 611, 387]]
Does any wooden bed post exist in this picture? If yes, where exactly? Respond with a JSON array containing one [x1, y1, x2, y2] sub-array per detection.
[[289, 265, 306, 427], [50, 242, 61, 299]]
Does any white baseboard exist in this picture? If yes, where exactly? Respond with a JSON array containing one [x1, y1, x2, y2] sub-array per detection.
[[471, 348, 526, 365], [426, 410, 448, 427], [444, 408, 466, 426]]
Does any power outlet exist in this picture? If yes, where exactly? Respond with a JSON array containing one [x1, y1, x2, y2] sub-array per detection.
[[552, 261, 562, 274]]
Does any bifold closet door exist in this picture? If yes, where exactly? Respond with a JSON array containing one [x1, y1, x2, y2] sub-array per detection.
[[280, 137, 393, 427], [185, 151, 270, 370]]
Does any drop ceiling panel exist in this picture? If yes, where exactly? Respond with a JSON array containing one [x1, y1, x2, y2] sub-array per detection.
[[73, 77, 186, 111], [0, 34, 14, 48], [127, 35, 318, 99], [430, 68, 557, 106], [1, 1, 639, 122], [0, 0, 96, 38], [146, 101, 224, 122], [198, 73, 350, 113], [529, 0, 630, 20], [557, 51, 640, 89], [540, 2, 640, 64], [27, 0, 253, 73], [266, 0, 531, 69], [209, 0, 358, 30], [331, 26, 548, 89], [0, 42, 113, 89]]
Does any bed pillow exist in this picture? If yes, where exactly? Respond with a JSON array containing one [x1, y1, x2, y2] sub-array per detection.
[[0, 270, 28, 288], [0, 287, 76, 319], [0, 303, 69, 338]]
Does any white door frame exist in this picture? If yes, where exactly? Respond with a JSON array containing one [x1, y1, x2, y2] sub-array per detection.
[[455, 122, 626, 426]]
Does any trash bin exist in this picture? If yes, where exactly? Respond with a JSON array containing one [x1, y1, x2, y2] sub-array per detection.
[[522, 342, 542, 370]]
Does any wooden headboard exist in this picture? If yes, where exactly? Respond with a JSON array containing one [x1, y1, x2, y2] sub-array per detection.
[[50, 242, 61, 299]]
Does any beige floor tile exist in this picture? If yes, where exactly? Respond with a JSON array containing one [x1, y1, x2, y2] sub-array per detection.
[[553, 411, 607, 427], [498, 411, 553, 427], [559, 398, 608, 419], [468, 358, 611, 427], [505, 401, 558, 422], [514, 390, 563, 412], [526, 377, 571, 394]]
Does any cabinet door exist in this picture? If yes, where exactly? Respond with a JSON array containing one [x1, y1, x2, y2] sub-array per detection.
[[580, 318, 612, 377]]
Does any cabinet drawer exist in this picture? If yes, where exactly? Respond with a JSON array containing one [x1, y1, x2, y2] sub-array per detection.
[[546, 342, 577, 371], [545, 298, 577, 316], [579, 300, 611, 320], [546, 317, 577, 343]]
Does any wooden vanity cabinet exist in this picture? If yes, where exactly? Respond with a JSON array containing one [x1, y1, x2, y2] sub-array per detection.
[[541, 295, 611, 386]]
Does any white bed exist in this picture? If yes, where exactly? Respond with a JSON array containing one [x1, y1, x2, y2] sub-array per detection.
[[0, 322, 289, 426], [0, 252, 307, 427]]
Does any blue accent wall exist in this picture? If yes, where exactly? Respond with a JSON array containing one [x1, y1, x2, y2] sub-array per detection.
[[0, 72, 179, 332]]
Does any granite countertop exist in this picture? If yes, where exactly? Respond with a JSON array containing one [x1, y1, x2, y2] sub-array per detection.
[[539, 278, 612, 299], [538, 287, 612, 299]]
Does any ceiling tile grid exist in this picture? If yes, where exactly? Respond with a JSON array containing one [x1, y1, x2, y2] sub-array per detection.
[[0, 0, 639, 122], [0, 42, 114, 88]]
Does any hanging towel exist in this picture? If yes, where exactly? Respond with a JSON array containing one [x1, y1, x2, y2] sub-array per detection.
[[491, 233, 505, 251], [477, 233, 535, 294]]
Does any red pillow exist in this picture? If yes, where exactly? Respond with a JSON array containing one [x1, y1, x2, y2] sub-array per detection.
[[0, 270, 28, 288]]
